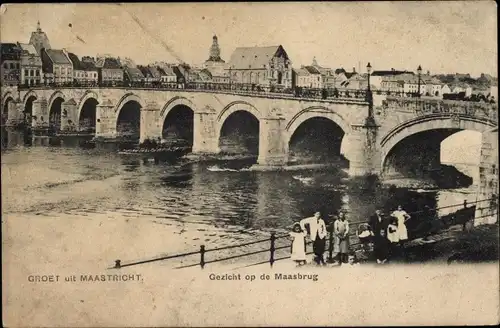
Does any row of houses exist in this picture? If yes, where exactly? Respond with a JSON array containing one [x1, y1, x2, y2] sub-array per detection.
[[377, 70, 498, 99], [1, 22, 497, 100]]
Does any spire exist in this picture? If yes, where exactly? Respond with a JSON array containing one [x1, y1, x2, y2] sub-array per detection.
[[37, 21, 41, 32], [312, 56, 318, 67], [206, 34, 224, 63]]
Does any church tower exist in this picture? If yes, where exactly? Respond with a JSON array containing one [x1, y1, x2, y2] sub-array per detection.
[[29, 21, 52, 56], [206, 35, 224, 63]]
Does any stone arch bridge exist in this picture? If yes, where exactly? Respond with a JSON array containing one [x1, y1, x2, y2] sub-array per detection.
[[2, 86, 498, 177]]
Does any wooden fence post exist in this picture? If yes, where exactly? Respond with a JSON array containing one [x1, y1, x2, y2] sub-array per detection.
[[269, 232, 276, 268], [200, 245, 206, 269]]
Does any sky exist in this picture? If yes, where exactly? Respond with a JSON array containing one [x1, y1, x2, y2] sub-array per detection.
[[0, 2, 497, 77]]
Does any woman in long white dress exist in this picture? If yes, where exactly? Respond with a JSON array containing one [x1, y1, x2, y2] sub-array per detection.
[[290, 223, 307, 265], [391, 205, 410, 241]]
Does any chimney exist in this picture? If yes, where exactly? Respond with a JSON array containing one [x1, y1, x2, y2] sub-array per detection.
[[427, 70, 430, 75], [353, 67, 356, 73], [391, 68, 395, 71]]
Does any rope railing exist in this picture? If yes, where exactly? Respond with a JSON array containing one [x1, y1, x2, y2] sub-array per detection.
[[109, 197, 497, 270]]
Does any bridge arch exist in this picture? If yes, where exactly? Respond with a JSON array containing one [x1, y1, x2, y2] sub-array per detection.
[[285, 106, 352, 137], [380, 114, 497, 177], [2, 93, 15, 124], [285, 106, 352, 165], [216, 101, 261, 155], [47, 91, 66, 112], [78, 91, 100, 132], [115, 93, 145, 141], [22, 90, 38, 108], [160, 96, 198, 121], [160, 97, 196, 147], [48, 91, 66, 132]]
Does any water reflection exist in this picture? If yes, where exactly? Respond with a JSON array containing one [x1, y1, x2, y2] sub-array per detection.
[[2, 128, 477, 237]]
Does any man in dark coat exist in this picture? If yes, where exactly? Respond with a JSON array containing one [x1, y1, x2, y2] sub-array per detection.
[[369, 209, 389, 237]]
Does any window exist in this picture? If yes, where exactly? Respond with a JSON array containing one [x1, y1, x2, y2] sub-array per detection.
[[24, 69, 29, 76], [30, 69, 34, 76], [3, 63, 8, 69], [16, 63, 20, 69], [36, 70, 40, 76], [9, 63, 14, 69]]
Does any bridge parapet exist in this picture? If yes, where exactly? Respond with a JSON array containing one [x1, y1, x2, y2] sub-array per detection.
[[383, 96, 498, 124]]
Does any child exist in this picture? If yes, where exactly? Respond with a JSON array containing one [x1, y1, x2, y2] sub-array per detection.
[[290, 222, 307, 266], [347, 253, 360, 267], [387, 218, 400, 260]]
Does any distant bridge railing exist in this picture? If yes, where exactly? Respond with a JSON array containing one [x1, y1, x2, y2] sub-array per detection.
[[383, 96, 498, 124], [17, 81, 372, 103], [109, 197, 497, 270]]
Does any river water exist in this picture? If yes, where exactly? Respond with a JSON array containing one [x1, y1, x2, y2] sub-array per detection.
[[2, 128, 478, 250]]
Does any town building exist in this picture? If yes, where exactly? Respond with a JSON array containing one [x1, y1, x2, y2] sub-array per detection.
[[40, 48, 73, 84], [450, 83, 472, 97], [67, 52, 84, 84], [308, 57, 335, 88], [370, 69, 414, 89], [346, 72, 368, 90], [157, 66, 177, 83], [204, 35, 226, 69], [123, 66, 145, 84], [1, 43, 21, 86], [380, 76, 405, 94], [18, 43, 43, 86], [401, 75, 426, 96], [80, 57, 99, 85], [29, 21, 52, 56], [334, 68, 348, 88], [421, 76, 443, 97], [295, 66, 322, 88], [136, 65, 162, 85], [226, 45, 293, 88], [203, 36, 229, 84], [95, 57, 123, 85], [441, 84, 452, 95]]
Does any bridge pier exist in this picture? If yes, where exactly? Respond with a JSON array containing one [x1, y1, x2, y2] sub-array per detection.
[[474, 128, 498, 226], [257, 114, 288, 167], [192, 107, 219, 153], [96, 99, 117, 138], [6, 100, 24, 126], [31, 98, 49, 130], [345, 123, 381, 176], [61, 99, 78, 132], [140, 101, 161, 143]]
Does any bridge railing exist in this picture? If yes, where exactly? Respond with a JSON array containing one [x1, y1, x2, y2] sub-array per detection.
[[108, 197, 497, 270], [383, 96, 498, 123], [17, 81, 372, 103]]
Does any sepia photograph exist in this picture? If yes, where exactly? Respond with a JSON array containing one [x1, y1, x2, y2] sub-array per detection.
[[1, 2, 499, 326]]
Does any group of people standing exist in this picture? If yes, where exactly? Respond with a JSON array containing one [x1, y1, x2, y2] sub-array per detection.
[[367, 205, 411, 263], [289, 205, 411, 266], [289, 210, 352, 266]]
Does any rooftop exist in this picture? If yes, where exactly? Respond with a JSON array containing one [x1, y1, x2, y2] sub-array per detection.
[[45, 49, 72, 65], [67, 52, 82, 70], [17, 43, 37, 56], [228, 45, 289, 70], [124, 66, 144, 80], [1, 43, 21, 61]]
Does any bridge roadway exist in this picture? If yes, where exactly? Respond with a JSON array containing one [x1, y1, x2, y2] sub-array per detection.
[[2, 85, 498, 177]]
